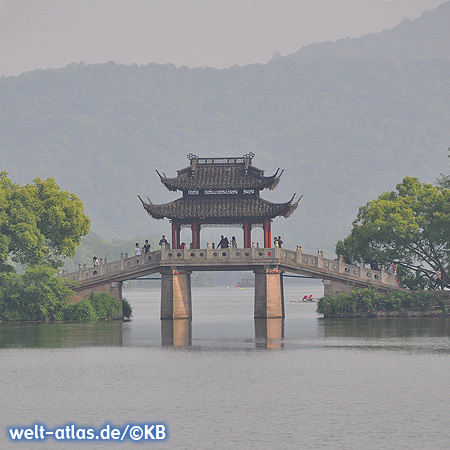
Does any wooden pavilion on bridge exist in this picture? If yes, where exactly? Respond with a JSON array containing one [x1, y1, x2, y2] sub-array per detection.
[[138, 153, 301, 249]]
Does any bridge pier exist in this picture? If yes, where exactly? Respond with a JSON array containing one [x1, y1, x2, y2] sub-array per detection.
[[160, 269, 192, 319], [72, 281, 124, 319], [254, 268, 285, 319], [323, 279, 354, 296]]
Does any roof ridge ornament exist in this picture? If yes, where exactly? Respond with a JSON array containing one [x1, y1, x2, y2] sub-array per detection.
[[187, 153, 198, 161], [243, 152, 254, 175]]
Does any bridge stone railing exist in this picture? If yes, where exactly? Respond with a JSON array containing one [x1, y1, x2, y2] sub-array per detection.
[[160, 247, 277, 262], [64, 246, 397, 288], [278, 247, 396, 287], [64, 250, 161, 283]]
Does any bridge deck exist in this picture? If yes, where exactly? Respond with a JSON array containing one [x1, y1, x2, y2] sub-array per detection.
[[64, 247, 398, 291]]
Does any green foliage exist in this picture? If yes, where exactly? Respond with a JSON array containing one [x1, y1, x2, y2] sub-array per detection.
[[63, 292, 122, 322], [122, 298, 132, 319], [0, 266, 73, 321], [88, 292, 121, 320], [436, 148, 450, 189], [63, 298, 97, 321], [317, 288, 444, 318], [0, 172, 90, 270], [336, 177, 450, 289]]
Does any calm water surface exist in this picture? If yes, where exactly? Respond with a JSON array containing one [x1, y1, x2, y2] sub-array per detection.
[[1, 281, 450, 449]]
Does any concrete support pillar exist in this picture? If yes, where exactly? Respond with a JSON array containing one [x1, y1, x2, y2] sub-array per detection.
[[254, 268, 284, 319], [161, 269, 192, 319]]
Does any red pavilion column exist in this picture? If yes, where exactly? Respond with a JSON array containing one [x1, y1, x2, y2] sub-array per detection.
[[243, 219, 249, 248], [243, 218, 252, 248], [171, 220, 179, 249], [196, 223, 201, 249], [263, 218, 271, 248], [176, 223, 181, 249], [191, 220, 198, 249]]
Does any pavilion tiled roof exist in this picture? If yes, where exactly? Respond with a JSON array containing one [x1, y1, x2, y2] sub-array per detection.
[[138, 195, 301, 221], [156, 154, 283, 192]]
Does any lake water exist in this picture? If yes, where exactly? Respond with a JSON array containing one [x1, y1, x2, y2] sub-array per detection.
[[1, 280, 450, 449]]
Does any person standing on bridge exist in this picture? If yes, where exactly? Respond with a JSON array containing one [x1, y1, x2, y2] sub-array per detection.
[[134, 243, 142, 256], [277, 236, 283, 248], [388, 262, 396, 278], [433, 268, 443, 290], [217, 235, 229, 248], [370, 257, 379, 271], [143, 240, 151, 254], [159, 235, 168, 248]]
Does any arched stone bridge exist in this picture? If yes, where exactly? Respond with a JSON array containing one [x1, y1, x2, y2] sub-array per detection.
[[64, 247, 399, 319]]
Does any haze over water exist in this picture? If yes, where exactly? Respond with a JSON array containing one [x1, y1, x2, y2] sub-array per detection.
[[1, 281, 450, 449]]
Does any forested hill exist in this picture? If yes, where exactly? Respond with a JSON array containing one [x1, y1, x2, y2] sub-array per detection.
[[288, 2, 450, 63], [0, 2, 449, 254]]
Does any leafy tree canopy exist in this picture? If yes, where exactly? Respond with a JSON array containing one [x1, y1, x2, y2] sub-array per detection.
[[336, 177, 450, 289], [436, 148, 450, 189], [0, 266, 74, 321], [0, 172, 90, 270]]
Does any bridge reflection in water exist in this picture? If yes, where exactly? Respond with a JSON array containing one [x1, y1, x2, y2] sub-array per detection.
[[161, 319, 192, 347], [160, 318, 283, 349]]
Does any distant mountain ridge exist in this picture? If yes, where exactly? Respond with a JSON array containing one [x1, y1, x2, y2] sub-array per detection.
[[0, 1, 449, 254], [287, 1, 450, 62]]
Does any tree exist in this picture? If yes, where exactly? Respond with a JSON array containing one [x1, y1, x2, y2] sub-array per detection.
[[336, 177, 450, 289], [0, 172, 90, 270], [0, 266, 74, 321], [436, 148, 450, 189]]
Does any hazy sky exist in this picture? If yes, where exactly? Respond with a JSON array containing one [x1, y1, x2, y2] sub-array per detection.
[[0, 0, 447, 76]]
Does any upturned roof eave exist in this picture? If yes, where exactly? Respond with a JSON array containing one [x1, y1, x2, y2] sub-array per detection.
[[138, 194, 301, 221]]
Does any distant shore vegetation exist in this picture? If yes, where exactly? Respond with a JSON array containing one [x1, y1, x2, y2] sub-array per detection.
[[0, 266, 131, 321], [317, 288, 448, 319]]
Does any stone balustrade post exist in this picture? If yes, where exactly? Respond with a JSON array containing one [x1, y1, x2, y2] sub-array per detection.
[[120, 253, 124, 271], [381, 265, 386, 283], [360, 259, 365, 278], [78, 265, 82, 282], [338, 255, 344, 273], [296, 245, 302, 263], [317, 250, 323, 269]]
